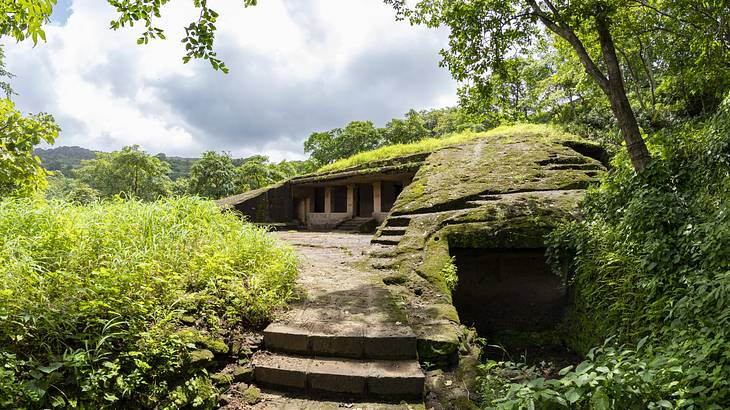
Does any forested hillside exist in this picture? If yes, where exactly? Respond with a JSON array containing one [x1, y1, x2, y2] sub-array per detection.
[[33, 146, 96, 175]]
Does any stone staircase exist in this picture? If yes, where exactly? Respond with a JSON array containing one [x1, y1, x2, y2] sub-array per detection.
[[370, 215, 412, 247], [252, 322, 424, 397], [335, 216, 376, 233], [251, 231, 425, 401]]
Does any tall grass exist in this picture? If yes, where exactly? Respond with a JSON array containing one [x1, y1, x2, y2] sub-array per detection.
[[317, 123, 579, 173], [0, 197, 297, 408]]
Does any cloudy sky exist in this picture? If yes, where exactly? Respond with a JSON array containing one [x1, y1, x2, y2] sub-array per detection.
[[5, 0, 457, 160]]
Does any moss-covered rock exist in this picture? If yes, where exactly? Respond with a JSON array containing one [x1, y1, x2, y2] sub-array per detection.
[[393, 134, 601, 216], [416, 323, 461, 366], [366, 127, 605, 370], [189, 349, 214, 365], [232, 364, 254, 383], [242, 386, 261, 405]]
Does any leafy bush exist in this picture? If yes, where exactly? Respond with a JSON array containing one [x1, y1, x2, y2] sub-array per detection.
[[45, 173, 100, 204], [0, 197, 298, 408], [479, 98, 730, 408], [0, 99, 59, 197]]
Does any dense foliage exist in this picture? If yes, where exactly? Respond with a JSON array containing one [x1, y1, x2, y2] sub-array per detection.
[[187, 151, 238, 199], [0, 99, 59, 197], [0, 197, 298, 408], [38, 147, 316, 200], [34, 146, 97, 176], [387, 0, 730, 171], [234, 155, 316, 192], [304, 107, 486, 164], [44, 173, 100, 204], [76, 145, 173, 201], [478, 99, 730, 408]]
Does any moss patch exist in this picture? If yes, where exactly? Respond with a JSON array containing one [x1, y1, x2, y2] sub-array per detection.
[[416, 322, 461, 366]]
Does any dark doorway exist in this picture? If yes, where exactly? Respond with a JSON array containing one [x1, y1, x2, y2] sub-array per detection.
[[451, 247, 577, 366], [313, 187, 325, 213], [331, 186, 348, 213], [451, 248, 566, 334], [381, 182, 403, 212], [356, 184, 374, 217]]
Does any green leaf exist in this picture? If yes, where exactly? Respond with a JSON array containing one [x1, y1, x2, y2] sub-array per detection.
[[565, 388, 581, 404], [575, 361, 593, 375], [38, 362, 62, 374], [590, 388, 610, 410]]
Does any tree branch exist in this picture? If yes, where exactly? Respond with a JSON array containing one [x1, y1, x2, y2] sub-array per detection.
[[524, 0, 610, 93]]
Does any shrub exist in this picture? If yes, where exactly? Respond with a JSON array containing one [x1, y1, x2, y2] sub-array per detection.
[[478, 98, 730, 408], [0, 197, 298, 408]]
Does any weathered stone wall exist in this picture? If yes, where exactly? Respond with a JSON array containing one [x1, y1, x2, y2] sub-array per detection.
[[231, 182, 294, 223]]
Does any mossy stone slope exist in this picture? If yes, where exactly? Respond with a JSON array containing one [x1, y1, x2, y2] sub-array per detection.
[[394, 132, 603, 215], [368, 127, 606, 368]]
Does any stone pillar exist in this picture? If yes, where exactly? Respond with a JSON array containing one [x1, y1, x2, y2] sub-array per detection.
[[324, 186, 332, 214], [346, 184, 355, 216], [372, 181, 382, 214]]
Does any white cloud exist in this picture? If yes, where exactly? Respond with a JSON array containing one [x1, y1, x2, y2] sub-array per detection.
[[5, 0, 457, 160]]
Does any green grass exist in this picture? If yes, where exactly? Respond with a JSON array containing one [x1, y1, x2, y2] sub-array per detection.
[[0, 197, 298, 408], [317, 123, 580, 173]]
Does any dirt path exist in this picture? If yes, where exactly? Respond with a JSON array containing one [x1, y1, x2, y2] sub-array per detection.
[[225, 231, 423, 410], [272, 231, 404, 328]]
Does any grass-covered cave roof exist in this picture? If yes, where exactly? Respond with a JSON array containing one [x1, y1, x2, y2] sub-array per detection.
[[316, 123, 601, 174]]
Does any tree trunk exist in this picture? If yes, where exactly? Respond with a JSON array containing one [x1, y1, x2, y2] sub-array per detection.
[[526, 0, 652, 171], [596, 16, 651, 171]]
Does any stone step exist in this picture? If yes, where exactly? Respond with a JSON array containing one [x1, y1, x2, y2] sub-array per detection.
[[335, 218, 374, 231], [379, 227, 406, 236], [253, 352, 425, 397], [264, 322, 417, 360], [371, 236, 402, 246], [383, 216, 411, 227], [367, 244, 399, 258]]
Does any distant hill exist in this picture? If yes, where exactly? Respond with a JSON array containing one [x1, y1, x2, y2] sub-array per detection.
[[153, 154, 198, 180], [34, 146, 97, 176], [35, 146, 199, 180]]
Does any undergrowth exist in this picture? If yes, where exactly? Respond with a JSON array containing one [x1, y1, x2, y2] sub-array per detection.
[[478, 98, 730, 408], [0, 197, 298, 408], [318, 124, 584, 173]]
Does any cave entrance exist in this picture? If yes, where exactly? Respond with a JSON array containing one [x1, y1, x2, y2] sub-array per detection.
[[451, 247, 575, 364]]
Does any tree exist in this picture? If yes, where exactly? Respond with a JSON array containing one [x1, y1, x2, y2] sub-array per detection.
[[382, 109, 429, 145], [303, 107, 488, 165], [45, 173, 100, 204], [76, 145, 172, 201], [304, 121, 381, 165], [0, 99, 59, 197], [235, 155, 285, 191], [386, 0, 730, 171], [188, 151, 238, 199]]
